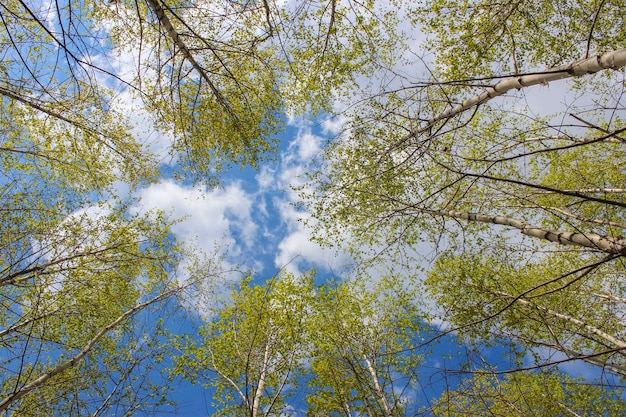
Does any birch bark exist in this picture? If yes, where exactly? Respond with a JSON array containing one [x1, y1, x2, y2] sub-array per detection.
[[420, 208, 626, 255], [395, 48, 626, 148]]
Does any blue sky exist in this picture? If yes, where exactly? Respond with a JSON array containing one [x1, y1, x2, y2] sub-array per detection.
[[119, 104, 451, 413], [129, 114, 345, 279], [121, 108, 540, 415]]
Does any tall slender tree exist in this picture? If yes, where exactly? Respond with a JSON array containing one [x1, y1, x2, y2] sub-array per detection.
[[170, 272, 427, 416], [171, 272, 314, 416], [306, 276, 425, 416]]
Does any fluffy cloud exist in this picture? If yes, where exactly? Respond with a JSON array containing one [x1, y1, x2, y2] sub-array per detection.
[[255, 165, 276, 192], [294, 131, 323, 162], [270, 125, 347, 275], [273, 198, 342, 275], [132, 180, 257, 259], [127, 117, 346, 279]]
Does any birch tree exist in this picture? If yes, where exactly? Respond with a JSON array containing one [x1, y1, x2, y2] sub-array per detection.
[[426, 250, 626, 376], [306, 0, 626, 381], [0, 57, 193, 413], [171, 273, 314, 416], [305, 277, 425, 416], [0, 198, 211, 415], [171, 272, 426, 416]]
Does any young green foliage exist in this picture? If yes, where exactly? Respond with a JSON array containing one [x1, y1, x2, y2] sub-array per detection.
[[0, 201, 197, 414], [431, 370, 626, 417], [425, 249, 626, 375], [172, 272, 314, 416], [170, 271, 427, 416], [94, 0, 406, 185], [306, 276, 425, 416]]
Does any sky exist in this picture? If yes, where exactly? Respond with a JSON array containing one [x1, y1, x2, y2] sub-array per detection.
[[121, 105, 567, 415], [119, 103, 487, 414], [129, 114, 345, 279]]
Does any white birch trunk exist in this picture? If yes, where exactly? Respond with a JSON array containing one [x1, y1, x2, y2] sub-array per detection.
[[494, 290, 626, 349], [251, 337, 272, 417], [397, 48, 626, 146], [362, 354, 392, 417], [422, 209, 626, 255]]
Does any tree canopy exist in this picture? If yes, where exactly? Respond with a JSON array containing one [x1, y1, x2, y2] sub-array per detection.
[[171, 272, 427, 416], [0, 0, 410, 413], [430, 370, 626, 417], [1, 0, 625, 414]]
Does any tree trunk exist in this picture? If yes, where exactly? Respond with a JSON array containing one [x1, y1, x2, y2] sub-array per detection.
[[395, 48, 626, 147], [362, 354, 393, 417], [421, 208, 626, 255], [251, 337, 272, 417]]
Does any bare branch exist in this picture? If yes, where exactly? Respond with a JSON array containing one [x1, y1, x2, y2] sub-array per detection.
[[546, 206, 626, 230]]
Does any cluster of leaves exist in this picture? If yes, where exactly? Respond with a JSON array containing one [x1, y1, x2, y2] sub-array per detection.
[[170, 270, 626, 416], [415, 0, 626, 78], [431, 370, 626, 416], [95, 0, 404, 185]]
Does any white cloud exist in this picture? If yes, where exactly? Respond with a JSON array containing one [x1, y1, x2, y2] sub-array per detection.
[[33, 202, 114, 263], [85, 23, 174, 163], [255, 165, 276, 191], [321, 103, 348, 135], [274, 223, 340, 275], [133, 180, 257, 258], [130, 180, 266, 313], [294, 131, 323, 161], [272, 180, 344, 275]]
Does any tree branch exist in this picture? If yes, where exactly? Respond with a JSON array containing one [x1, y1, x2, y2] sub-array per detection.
[[143, 0, 235, 120], [420, 208, 626, 255], [493, 290, 626, 349], [0, 287, 181, 413]]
